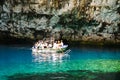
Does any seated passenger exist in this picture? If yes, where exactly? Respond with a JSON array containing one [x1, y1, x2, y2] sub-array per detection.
[[57, 40, 64, 48], [57, 41, 61, 48], [44, 42, 47, 48], [53, 41, 58, 49], [48, 43, 52, 48]]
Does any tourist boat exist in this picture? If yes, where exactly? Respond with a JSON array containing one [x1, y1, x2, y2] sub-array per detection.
[[32, 45, 70, 62], [32, 45, 69, 54], [32, 40, 71, 61]]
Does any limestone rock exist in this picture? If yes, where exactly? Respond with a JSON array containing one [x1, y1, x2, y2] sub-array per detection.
[[0, 0, 119, 44]]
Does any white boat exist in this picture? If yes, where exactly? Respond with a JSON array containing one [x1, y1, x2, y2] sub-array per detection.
[[32, 45, 68, 54], [32, 44, 71, 62]]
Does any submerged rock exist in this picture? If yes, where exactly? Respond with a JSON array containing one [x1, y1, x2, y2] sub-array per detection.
[[7, 70, 120, 80]]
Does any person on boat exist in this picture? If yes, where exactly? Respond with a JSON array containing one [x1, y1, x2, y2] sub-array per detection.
[[52, 40, 62, 49], [53, 41, 58, 49], [35, 42, 39, 49], [48, 43, 52, 48], [41, 41, 45, 49], [60, 40, 64, 47], [56, 40, 64, 48], [57, 40, 61, 48], [37, 41, 42, 49], [44, 42, 48, 48]]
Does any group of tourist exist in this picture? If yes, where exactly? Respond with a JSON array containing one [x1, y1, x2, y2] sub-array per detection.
[[33, 38, 64, 50]]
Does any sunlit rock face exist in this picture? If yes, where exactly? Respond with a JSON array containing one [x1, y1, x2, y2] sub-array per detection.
[[0, 0, 120, 44]]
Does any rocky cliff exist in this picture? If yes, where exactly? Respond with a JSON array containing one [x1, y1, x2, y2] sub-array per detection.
[[0, 0, 120, 45]]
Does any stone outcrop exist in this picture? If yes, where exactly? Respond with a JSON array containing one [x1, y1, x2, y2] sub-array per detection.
[[0, 0, 120, 45]]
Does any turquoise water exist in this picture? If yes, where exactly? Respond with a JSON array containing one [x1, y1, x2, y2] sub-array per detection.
[[0, 45, 120, 80]]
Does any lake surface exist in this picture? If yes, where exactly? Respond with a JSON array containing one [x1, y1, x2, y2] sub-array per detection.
[[0, 45, 120, 80]]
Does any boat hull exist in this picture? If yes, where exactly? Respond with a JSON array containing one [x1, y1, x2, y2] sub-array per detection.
[[32, 45, 68, 54]]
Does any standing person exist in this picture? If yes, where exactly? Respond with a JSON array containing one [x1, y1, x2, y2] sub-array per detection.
[[41, 41, 44, 49], [60, 40, 64, 47]]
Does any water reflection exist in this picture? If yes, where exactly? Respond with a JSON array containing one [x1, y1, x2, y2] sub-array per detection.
[[32, 51, 70, 62]]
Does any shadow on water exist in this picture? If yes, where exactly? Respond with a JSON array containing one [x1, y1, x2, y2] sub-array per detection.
[[7, 70, 120, 80]]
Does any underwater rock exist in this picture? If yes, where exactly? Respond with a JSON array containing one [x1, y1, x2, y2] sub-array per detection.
[[7, 70, 120, 80]]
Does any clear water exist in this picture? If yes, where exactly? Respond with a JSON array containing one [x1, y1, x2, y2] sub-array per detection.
[[0, 45, 120, 80]]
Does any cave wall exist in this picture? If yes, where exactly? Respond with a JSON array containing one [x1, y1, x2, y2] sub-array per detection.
[[0, 0, 120, 44]]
